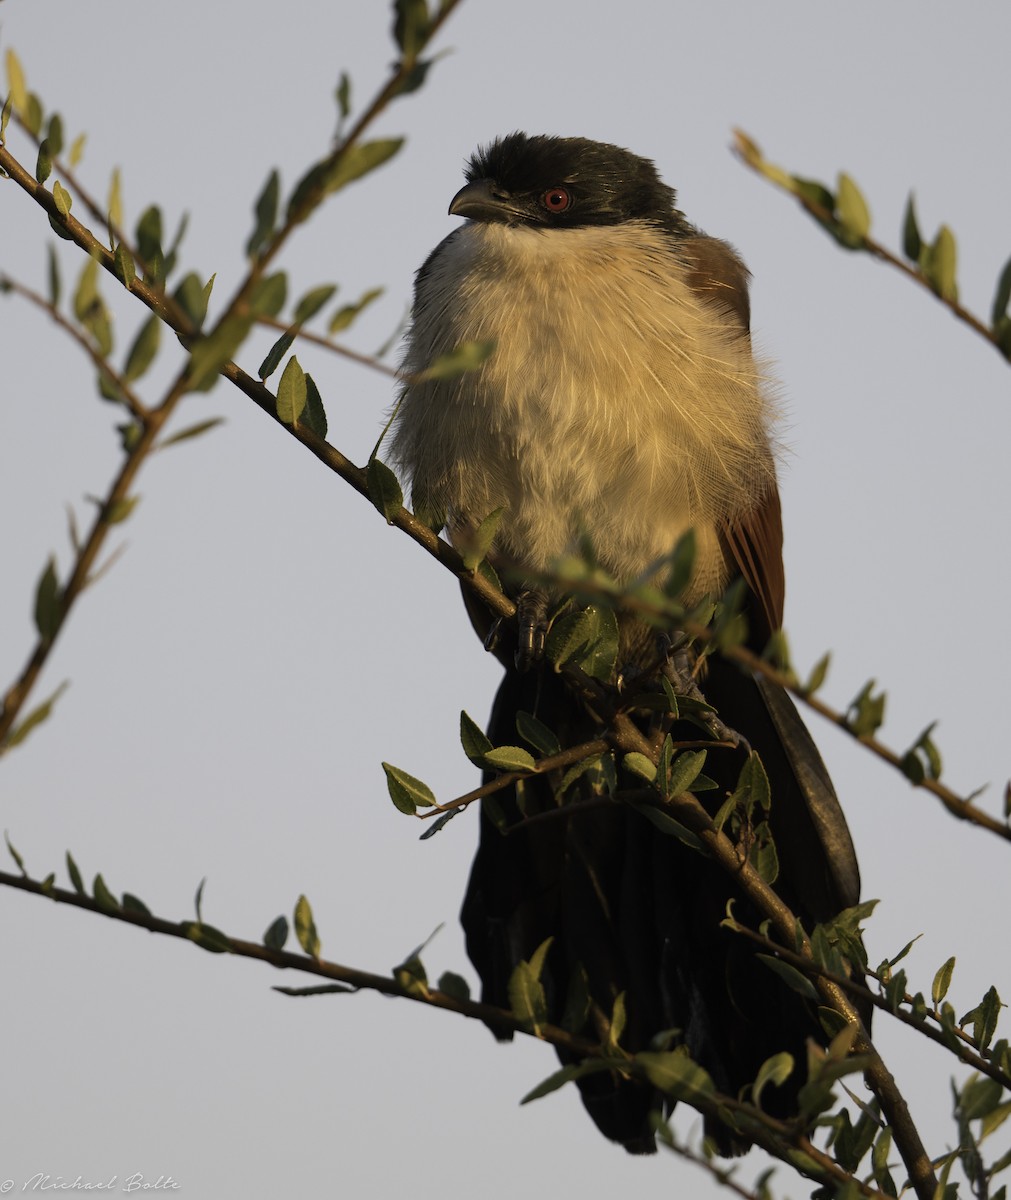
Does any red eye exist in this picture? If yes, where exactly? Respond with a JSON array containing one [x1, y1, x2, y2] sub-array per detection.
[[542, 187, 572, 213]]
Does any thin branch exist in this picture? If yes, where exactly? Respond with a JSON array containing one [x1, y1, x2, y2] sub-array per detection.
[[10, 107, 152, 276], [0, 359, 190, 747], [0, 864, 893, 1198], [256, 314, 401, 380], [731, 922, 1011, 1090], [0, 272, 150, 420], [661, 787, 938, 1199], [416, 737, 611, 818], [732, 131, 1007, 362], [512, 568, 1010, 844], [213, 0, 466, 327]]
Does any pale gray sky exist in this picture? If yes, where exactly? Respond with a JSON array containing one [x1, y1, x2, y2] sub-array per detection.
[[2, 3, 1010, 1198]]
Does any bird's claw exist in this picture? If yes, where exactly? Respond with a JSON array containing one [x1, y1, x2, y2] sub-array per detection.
[[514, 589, 549, 671], [661, 633, 750, 752]]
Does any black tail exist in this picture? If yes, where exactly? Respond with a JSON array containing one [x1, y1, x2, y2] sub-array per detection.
[[461, 660, 863, 1154]]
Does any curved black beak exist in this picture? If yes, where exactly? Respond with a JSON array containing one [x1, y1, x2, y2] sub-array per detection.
[[449, 179, 527, 224]]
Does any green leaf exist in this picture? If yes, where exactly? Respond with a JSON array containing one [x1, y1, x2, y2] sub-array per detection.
[[46, 244, 62, 310], [528, 936, 554, 981], [24, 92, 43, 138], [752, 1051, 794, 1109], [382, 762, 436, 814], [921, 224, 959, 303], [394, 953, 429, 998], [181, 921, 232, 953], [5, 831, 26, 875], [749, 821, 780, 885], [123, 314, 161, 383], [508, 960, 547, 1035], [991, 255, 1011, 326], [325, 137, 404, 194], [135, 205, 163, 266], [294, 894, 321, 958], [607, 990, 628, 1051], [581, 604, 619, 680], [46, 116, 64, 156], [66, 851, 85, 895], [635, 804, 703, 848], [113, 243, 136, 290], [544, 604, 618, 680], [483, 745, 536, 773], [836, 172, 870, 241], [869, 1127, 896, 1197], [960, 1075, 1003, 1123], [158, 418, 225, 450], [416, 339, 495, 382], [93, 873, 120, 912], [515, 711, 561, 757], [258, 331, 292, 381], [756, 954, 818, 999], [460, 710, 493, 765], [520, 1061, 619, 1105], [276, 355, 307, 425], [335, 73, 352, 122], [418, 809, 459, 840], [902, 192, 922, 261], [173, 272, 213, 330], [186, 314, 253, 390], [68, 132, 86, 167], [249, 272, 288, 318], [5, 48, 28, 117], [803, 652, 830, 695], [623, 752, 658, 783], [294, 283, 338, 325], [791, 175, 835, 211], [246, 168, 280, 260], [263, 915, 289, 951], [393, 0, 431, 56], [107, 166, 123, 238], [634, 1051, 715, 1103], [366, 457, 403, 521], [34, 556, 60, 641], [436, 971, 470, 1002], [0, 92, 12, 142], [961, 986, 1002, 1051], [846, 680, 886, 737], [104, 495, 140, 525], [302, 374, 328, 439], [3, 680, 69, 751], [327, 286, 384, 334], [664, 749, 707, 798], [544, 608, 593, 670], [461, 506, 503, 571], [287, 139, 404, 223], [73, 257, 99, 322], [121, 892, 151, 916], [35, 138, 52, 184]]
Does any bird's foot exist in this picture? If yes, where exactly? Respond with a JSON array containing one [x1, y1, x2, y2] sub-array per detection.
[[514, 588, 550, 671], [660, 634, 750, 752]]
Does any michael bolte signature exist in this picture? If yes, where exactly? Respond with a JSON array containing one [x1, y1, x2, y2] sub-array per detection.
[[1, 1175, 180, 1193]]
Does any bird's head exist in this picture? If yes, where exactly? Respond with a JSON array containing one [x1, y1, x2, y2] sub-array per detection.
[[449, 132, 691, 234]]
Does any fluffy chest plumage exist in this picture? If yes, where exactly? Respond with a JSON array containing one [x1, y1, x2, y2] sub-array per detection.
[[393, 221, 775, 589]]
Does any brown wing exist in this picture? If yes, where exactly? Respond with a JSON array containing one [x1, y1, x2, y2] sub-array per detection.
[[679, 234, 786, 649], [721, 485, 785, 650], [679, 233, 753, 334]]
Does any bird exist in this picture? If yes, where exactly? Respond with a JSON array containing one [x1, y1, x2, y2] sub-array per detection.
[[390, 132, 863, 1154]]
